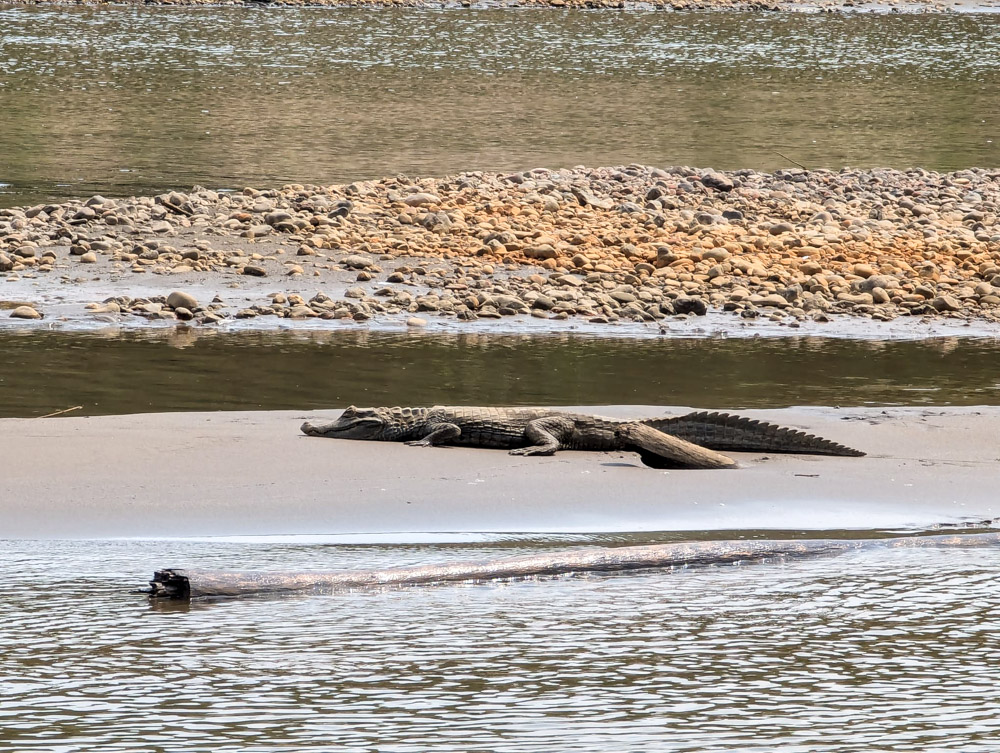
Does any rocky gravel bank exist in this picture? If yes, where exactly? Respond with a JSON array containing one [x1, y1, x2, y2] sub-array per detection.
[[2, 165, 1000, 331], [9, 0, 983, 11]]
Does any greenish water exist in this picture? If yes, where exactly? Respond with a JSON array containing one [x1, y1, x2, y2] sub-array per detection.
[[1, 6, 999, 207], [1, 330, 998, 417]]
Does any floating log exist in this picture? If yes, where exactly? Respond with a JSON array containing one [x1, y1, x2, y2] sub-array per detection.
[[144, 531, 1000, 600]]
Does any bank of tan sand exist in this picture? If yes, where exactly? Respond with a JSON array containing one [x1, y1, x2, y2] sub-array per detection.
[[2, 406, 996, 538]]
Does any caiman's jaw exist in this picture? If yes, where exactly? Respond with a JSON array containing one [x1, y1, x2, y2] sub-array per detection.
[[301, 406, 387, 438]]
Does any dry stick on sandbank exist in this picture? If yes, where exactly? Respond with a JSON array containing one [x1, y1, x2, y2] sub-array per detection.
[[36, 406, 83, 419], [144, 531, 1000, 600]]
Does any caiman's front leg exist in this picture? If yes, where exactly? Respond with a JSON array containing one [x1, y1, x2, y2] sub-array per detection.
[[509, 417, 575, 456], [405, 422, 461, 447]]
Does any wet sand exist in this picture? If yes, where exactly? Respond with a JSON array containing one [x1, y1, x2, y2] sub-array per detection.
[[3, 405, 996, 538]]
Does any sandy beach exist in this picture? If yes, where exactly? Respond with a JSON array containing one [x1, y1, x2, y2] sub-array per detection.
[[3, 405, 996, 539]]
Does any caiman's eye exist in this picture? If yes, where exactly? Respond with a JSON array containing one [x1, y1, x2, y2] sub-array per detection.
[[343, 405, 357, 416]]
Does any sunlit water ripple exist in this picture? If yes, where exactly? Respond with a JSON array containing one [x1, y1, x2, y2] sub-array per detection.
[[2, 538, 999, 751], [1, 7, 998, 206]]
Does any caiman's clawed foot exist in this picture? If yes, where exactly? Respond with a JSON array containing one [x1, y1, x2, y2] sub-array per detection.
[[405, 439, 435, 447], [509, 446, 557, 456]]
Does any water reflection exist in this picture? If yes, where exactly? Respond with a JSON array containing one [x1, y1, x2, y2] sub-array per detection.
[[0, 329, 998, 417]]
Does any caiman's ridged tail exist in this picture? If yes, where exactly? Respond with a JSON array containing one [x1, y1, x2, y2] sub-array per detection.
[[644, 411, 866, 457]]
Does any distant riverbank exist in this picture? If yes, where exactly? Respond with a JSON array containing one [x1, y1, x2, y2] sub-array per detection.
[[6, 0, 998, 11], [1, 165, 999, 335]]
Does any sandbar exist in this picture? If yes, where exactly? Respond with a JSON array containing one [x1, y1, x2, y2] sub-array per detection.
[[2, 405, 996, 539]]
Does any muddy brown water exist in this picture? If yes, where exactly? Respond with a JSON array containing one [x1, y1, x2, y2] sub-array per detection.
[[1, 330, 999, 417], [1, 6, 999, 207]]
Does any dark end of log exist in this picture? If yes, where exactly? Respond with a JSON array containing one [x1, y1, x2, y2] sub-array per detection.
[[145, 569, 191, 599]]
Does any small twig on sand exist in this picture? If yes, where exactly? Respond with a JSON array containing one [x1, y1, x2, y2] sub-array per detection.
[[37, 406, 83, 419], [775, 150, 809, 170]]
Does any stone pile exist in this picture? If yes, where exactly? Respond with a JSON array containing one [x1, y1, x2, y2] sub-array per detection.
[[2, 165, 999, 327], [15, 0, 963, 12]]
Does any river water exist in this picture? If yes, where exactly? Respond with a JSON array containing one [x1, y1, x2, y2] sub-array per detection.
[[1, 330, 1000, 416], [1, 6, 999, 206], [3, 6, 1000, 748], [4, 536, 1000, 751], [3, 329, 1000, 749]]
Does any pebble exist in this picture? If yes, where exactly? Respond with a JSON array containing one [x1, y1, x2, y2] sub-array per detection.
[[701, 171, 735, 192], [932, 295, 962, 312], [167, 291, 198, 310], [10, 305, 41, 319], [341, 255, 375, 270], [401, 193, 441, 208], [673, 296, 708, 316], [758, 294, 791, 309]]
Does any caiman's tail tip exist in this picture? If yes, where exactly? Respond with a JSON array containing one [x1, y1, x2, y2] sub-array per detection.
[[827, 441, 866, 457]]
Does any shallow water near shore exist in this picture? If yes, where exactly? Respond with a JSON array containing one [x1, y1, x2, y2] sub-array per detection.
[[1, 6, 999, 206], [3, 535, 1000, 752], [2, 329, 1000, 416]]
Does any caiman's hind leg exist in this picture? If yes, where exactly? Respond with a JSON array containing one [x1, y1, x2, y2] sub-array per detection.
[[617, 423, 737, 470], [508, 416, 575, 456], [405, 422, 461, 447]]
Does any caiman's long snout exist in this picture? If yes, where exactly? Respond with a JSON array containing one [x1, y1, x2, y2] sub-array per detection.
[[301, 421, 334, 436]]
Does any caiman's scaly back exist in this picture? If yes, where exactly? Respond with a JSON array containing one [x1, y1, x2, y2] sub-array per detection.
[[645, 411, 866, 457], [301, 406, 865, 469]]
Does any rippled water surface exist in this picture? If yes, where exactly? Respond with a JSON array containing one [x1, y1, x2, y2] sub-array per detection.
[[2, 330, 1000, 416], [3, 537, 999, 751], [1, 7, 999, 206]]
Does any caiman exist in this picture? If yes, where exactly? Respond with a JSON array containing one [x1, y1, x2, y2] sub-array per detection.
[[300, 406, 865, 470]]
